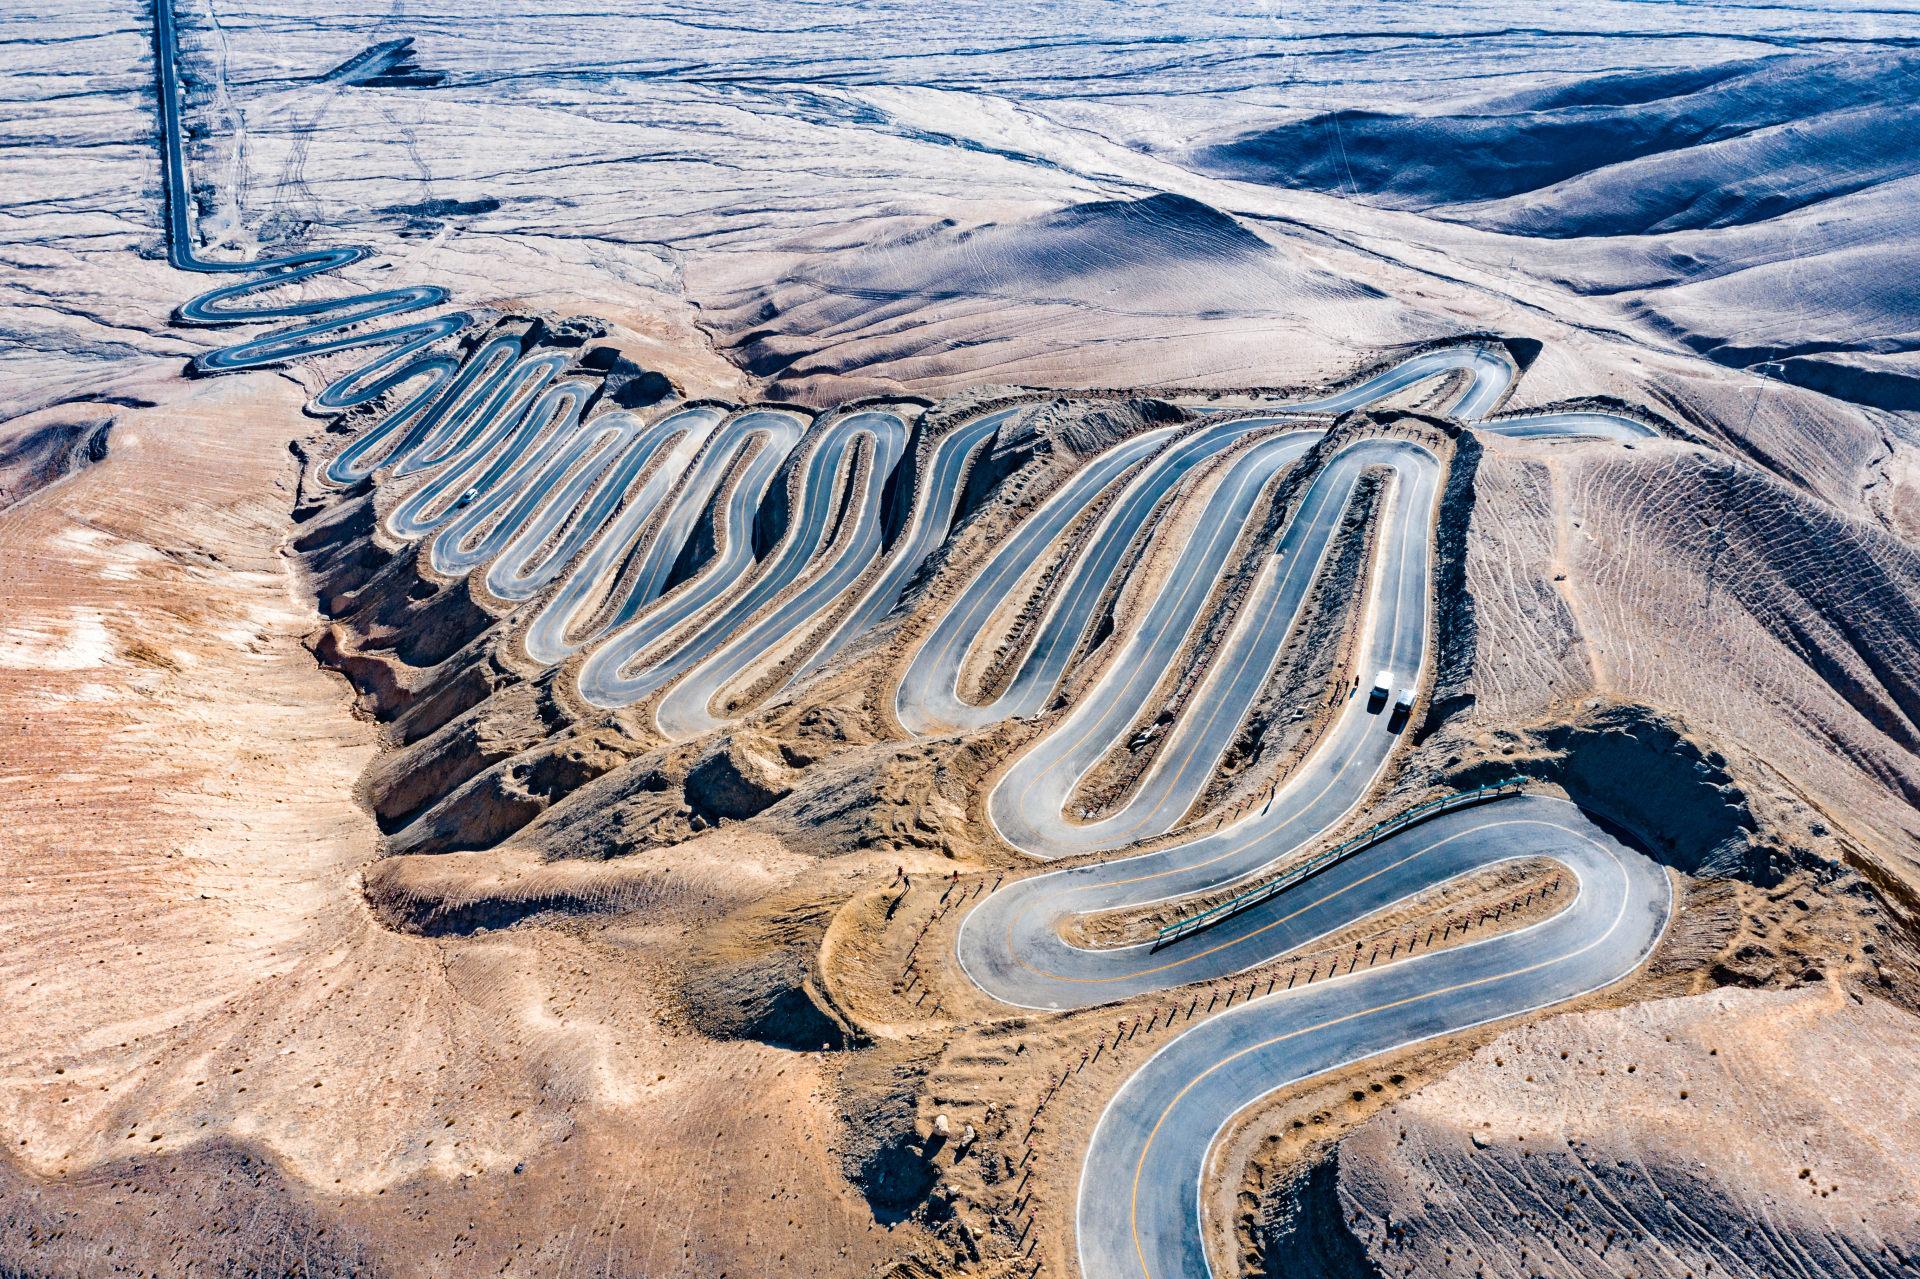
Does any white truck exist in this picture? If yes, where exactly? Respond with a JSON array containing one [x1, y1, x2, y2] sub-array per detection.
[[1369, 670, 1393, 708]]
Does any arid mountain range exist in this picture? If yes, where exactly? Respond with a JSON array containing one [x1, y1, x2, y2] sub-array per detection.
[[4, 3, 1919, 1277]]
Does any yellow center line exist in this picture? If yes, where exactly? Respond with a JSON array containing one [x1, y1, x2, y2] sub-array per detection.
[[1124, 825, 1629, 1279]]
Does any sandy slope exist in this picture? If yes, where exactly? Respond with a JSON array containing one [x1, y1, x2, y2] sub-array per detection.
[[0, 374, 894, 1277], [1322, 986, 1920, 1278]]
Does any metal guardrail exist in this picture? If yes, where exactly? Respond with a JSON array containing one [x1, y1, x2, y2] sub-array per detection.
[[1151, 779, 1528, 949]]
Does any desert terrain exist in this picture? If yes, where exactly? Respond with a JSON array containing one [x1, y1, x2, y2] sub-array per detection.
[[4, 2, 1920, 1278]]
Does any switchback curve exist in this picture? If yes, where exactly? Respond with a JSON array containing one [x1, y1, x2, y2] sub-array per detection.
[[152, 0, 469, 414], [903, 366, 1664, 1278]]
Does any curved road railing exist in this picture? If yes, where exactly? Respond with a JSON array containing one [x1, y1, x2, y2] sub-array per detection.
[[1152, 777, 1527, 947]]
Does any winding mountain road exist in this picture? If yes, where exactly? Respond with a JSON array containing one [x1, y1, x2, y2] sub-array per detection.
[[1076, 798, 1669, 1279], [650, 409, 910, 736], [152, 0, 469, 413], [149, 8, 1672, 1274], [983, 435, 1429, 861], [897, 366, 1665, 1278]]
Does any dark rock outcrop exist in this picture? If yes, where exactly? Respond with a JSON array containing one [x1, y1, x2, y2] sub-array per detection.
[[684, 731, 799, 822]]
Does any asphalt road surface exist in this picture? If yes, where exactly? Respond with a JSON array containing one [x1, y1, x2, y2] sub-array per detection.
[[983, 436, 1431, 860], [790, 406, 1017, 687], [1074, 798, 1670, 1279], [153, 0, 469, 411], [516, 404, 729, 663], [651, 409, 910, 736], [573, 407, 809, 706]]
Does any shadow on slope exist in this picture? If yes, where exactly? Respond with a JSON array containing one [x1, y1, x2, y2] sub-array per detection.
[[1192, 52, 1920, 239]]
